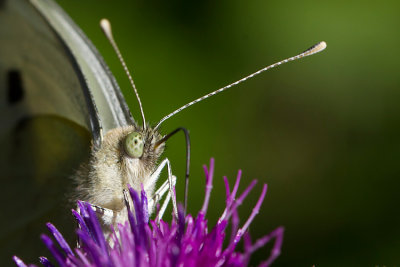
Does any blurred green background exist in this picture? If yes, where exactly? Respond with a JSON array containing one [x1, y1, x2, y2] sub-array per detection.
[[34, 0, 400, 265]]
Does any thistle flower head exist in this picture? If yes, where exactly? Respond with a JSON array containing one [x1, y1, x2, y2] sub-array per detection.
[[13, 158, 284, 266]]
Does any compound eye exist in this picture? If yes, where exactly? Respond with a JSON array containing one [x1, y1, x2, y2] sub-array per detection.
[[124, 132, 144, 158]]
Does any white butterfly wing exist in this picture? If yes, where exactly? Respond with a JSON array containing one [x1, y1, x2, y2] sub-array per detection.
[[0, 0, 131, 264], [30, 0, 135, 144]]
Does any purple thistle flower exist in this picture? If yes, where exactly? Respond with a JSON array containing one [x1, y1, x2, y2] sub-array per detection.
[[13, 158, 284, 267]]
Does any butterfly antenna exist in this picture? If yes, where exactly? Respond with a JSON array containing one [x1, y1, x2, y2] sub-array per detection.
[[154, 41, 327, 130], [100, 19, 147, 129]]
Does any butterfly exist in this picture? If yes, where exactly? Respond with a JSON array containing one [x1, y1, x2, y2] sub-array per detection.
[[0, 0, 326, 263]]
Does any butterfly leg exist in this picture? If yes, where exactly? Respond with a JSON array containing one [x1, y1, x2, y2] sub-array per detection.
[[89, 203, 116, 225], [145, 158, 178, 219], [157, 175, 177, 223], [147, 173, 177, 222], [154, 127, 191, 214], [148, 176, 170, 211]]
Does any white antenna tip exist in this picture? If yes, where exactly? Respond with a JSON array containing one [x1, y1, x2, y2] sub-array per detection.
[[100, 18, 113, 39], [304, 41, 327, 56], [315, 41, 327, 52]]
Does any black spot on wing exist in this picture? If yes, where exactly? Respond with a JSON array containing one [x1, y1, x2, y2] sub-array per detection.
[[7, 70, 24, 105]]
